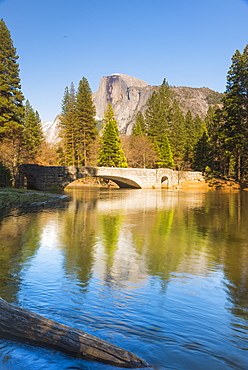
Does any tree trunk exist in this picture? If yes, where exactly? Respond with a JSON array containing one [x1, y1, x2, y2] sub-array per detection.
[[0, 297, 148, 368]]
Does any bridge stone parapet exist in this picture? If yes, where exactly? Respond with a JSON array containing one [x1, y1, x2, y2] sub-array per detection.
[[18, 164, 204, 190]]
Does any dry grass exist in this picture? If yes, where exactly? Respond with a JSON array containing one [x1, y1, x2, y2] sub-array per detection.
[[0, 188, 66, 209]]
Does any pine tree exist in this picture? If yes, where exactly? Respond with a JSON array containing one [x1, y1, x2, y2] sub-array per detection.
[[23, 100, 43, 160], [222, 46, 248, 180], [155, 135, 174, 168], [145, 81, 171, 141], [145, 90, 164, 140], [148, 84, 171, 135], [168, 100, 186, 168], [193, 131, 212, 172], [98, 103, 127, 168], [75, 77, 97, 166], [0, 19, 24, 138], [194, 115, 205, 141], [59, 83, 77, 165], [184, 110, 195, 164], [145, 80, 173, 166], [132, 111, 146, 136], [204, 107, 228, 175], [0, 19, 26, 182], [204, 107, 215, 134]]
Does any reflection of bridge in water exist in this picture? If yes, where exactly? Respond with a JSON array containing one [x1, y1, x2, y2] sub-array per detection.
[[19, 164, 204, 190]]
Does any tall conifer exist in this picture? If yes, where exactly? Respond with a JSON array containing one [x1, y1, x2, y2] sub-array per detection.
[[184, 110, 195, 164], [75, 77, 97, 166], [168, 100, 186, 168], [145, 82, 171, 141], [155, 135, 174, 168], [193, 131, 212, 172], [98, 103, 127, 168], [0, 19, 26, 181], [132, 111, 146, 136], [0, 19, 24, 138], [222, 46, 248, 180], [23, 100, 43, 160], [59, 83, 77, 165]]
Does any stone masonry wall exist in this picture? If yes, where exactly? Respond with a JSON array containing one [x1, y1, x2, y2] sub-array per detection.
[[19, 164, 204, 190]]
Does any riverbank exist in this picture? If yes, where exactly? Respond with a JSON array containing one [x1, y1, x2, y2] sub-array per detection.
[[0, 187, 68, 210], [0, 177, 246, 211]]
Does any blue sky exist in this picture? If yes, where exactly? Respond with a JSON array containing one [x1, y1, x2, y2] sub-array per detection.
[[1, 0, 248, 121]]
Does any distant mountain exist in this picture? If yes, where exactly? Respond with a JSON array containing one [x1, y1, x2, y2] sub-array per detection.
[[42, 73, 223, 143], [93, 73, 223, 134], [41, 115, 61, 145], [170, 86, 223, 117]]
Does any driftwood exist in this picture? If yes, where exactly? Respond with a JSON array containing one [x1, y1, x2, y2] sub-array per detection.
[[0, 297, 149, 368]]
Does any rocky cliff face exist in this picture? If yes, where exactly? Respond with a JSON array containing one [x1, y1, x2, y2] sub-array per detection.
[[41, 115, 61, 144], [170, 86, 222, 117], [92, 73, 154, 134]]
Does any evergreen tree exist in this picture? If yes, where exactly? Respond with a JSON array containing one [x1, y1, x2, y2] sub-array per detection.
[[59, 83, 77, 165], [204, 106, 216, 134], [168, 100, 186, 168], [132, 111, 146, 136], [23, 100, 43, 160], [0, 19, 26, 182], [193, 131, 212, 172], [203, 107, 223, 175], [221, 46, 248, 180], [145, 81, 171, 141], [184, 110, 195, 164], [194, 114, 205, 141], [75, 77, 97, 166], [0, 19, 24, 139], [98, 103, 127, 168], [145, 80, 174, 167], [155, 135, 174, 168]]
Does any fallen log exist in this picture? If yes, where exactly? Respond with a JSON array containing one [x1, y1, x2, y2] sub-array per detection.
[[0, 297, 149, 368]]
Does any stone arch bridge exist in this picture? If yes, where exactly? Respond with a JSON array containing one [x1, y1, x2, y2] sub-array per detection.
[[19, 164, 204, 190]]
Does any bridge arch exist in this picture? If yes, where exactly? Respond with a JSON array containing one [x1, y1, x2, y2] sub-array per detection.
[[66, 174, 141, 189], [93, 175, 141, 189], [161, 175, 169, 188]]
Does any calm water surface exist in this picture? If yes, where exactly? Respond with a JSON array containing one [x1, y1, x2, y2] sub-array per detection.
[[0, 188, 248, 370]]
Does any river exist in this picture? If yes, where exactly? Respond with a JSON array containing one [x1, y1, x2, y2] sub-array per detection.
[[0, 187, 247, 369]]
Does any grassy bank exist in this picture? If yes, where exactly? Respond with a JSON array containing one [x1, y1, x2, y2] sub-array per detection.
[[0, 188, 68, 210]]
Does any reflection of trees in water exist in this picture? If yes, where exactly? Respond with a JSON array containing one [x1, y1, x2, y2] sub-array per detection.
[[128, 191, 248, 316], [129, 205, 206, 288], [191, 192, 248, 321], [0, 194, 98, 302], [131, 209, 176, 279], [0, 214, 42, 303], [60, 196, 97, 292], [101, 214, 122, 275]]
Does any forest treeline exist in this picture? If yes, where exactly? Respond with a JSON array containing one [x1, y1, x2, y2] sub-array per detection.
[[1, 18, 248, 186]]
